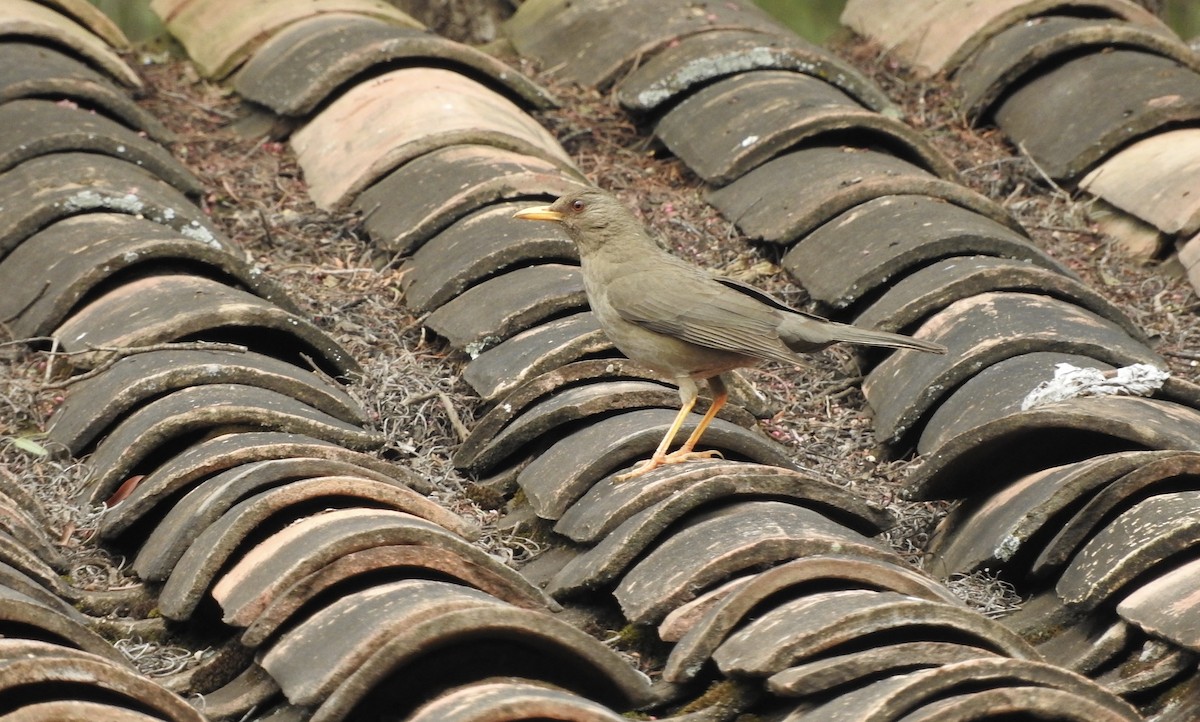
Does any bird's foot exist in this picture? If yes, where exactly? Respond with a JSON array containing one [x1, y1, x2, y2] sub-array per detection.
[[615, 449, 725, 482]]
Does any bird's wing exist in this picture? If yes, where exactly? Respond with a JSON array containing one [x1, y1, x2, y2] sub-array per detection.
[[606, 267, 801, 365]]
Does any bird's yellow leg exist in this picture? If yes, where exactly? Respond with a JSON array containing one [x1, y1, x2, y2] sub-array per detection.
[[671, 376, 728, 459], [615, 395, 695, 482]]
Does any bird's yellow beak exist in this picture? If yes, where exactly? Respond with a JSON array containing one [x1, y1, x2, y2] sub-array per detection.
[[513, 205, 563, 222]]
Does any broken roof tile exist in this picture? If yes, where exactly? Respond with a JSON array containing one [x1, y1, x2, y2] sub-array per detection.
[[234, 13, 557, 116], [1118, 555, 1200, 653], [295, 70, 577, 211], [1034, 452, 1200, 579]]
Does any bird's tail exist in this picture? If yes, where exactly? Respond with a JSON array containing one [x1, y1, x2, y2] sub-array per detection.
[[780, 312, 947, 355], [822, 322, 947, 354]]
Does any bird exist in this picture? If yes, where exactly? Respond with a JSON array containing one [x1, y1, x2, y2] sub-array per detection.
[[513, 188, 946, 481]]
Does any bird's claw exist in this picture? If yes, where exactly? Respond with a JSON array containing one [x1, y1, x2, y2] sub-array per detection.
[[614, 449, 725, 483]]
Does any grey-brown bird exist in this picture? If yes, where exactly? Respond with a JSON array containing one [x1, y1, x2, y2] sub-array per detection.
[[514, 188, 946, 480]]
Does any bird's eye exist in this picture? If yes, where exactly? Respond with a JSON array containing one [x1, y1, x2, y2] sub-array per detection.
[[571, 199, 586, 212]]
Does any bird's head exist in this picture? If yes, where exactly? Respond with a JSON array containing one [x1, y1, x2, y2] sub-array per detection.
[[513, 188, 645, 256]]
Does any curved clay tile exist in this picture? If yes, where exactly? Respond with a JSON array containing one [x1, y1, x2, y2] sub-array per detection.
[[455, 359, 680, 473], [0, 100, 200, 194], [0, 656, 206, 722], [47, 348, 366, 456], [614, 501, 898, 625], [708, 148, 1018, 246], [712, 590, 1039, 677], [862, 291, 1164, 445], [1081, 128, 1200, 238], [79, 384, 383, 504], [0, 214, 295, 339], [406, 681, 629, 722], [516, 409, 798, 520], [1033, 452, 1200, 580], [401, 200, 577, 314], [864, 686, 1138, 722], [926, 452, 1196, 578], [131, 457, 429, 580], [795, 656, 1139, 722], [786, 197, 1060, 311], [616, 29, 892, 114], [153, 0, 422, 79], [0, 43, 169, 140], [236, 543, 558, 649], [957, 15, 1198, 122], [993, 49, 1200, 181], [853, 256, 1146, 342], [294, 70, 577, 211], [905, 396, 1200, 501], [52, 274, 359, 378], [234, 13, 557, 116], [0, 585, 129, 663], [504, 0, 788, 89], [299, 605, 654, 721], [841, 0, 1165, 77], [424, 263, 586, 351], [36, 0, 130, 50], [210, 508, 530, 629], [97, 431, 428, 540], [1118, 555, 1200, 653], [555, 460, 890, 544], [1057, 490, 1200, 611], [355, 145, 587, 254], [0, 0, 141, 87], [766, 642, 1002, 699], [0, 152, 225, 262], [663, 554, 964, 683], [655, 70, 955, 186], [158, 506, 473, 621], [461, 379, 715, 478], [463, 311, 613, 401], [546, 474, 892, 598]]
